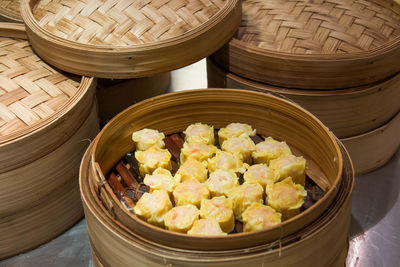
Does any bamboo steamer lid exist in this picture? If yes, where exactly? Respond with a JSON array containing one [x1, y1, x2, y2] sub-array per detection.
[[20, 0, 241, 78], [0, 0, 22, 23], [0, 22, 98, 258], [80, 137, 354, 266], [211, 0, 400, 89], [342, 111, 400, 175], [85, 89, 343, 251], [207, 58, 400, 138]]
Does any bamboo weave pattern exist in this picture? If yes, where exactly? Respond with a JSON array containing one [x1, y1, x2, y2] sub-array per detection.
[[0, 0, 20, 16], [239, 0, 400, 53], [0, 37, 80, 136], [33, 0, 227, 46]]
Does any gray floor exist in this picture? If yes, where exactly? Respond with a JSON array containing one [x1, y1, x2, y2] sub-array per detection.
[[1, 60, 399, 266]]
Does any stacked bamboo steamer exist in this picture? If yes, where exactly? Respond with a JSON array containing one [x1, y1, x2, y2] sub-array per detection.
[[0, 23, 98, 258], [80, 89, 355, 266], [208, 0, 400, 175], [19, 0, 242, 124], [0, 0, 22, 23]]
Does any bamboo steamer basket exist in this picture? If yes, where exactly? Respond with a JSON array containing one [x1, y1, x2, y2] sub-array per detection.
[[342, 111, 400, 175], [83, 89, 343, 251], [96, 72, 171, 126], [0, 23, 98, 258], [20, 0, 242, 78], [80, 134, 354, 266], [207, 58, 400, 138], [211, 0, 400, 89], [0, 0, 22, 23]]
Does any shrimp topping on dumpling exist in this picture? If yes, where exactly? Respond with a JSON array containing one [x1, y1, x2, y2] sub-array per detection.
[[243, 164, 280, 189], [180, 142, 217, 163], [176, 158, 208, 183], [133, 190, 172, 227], [187, 218, 227, 236], [173, 179, 210, 208], [164, 204, 200, 233], [208, 150, 248, 174], [132, 128, 165, 151], [252, 137, 292, 165], [143, 168, 179, 195], [135, 146, 172, 176], [183, 123, 215, 145], [228, 182, 264, 221], [221, 136, 255, 164], [242, 203, 281, 232], [269, 154, 306, 186], [218, 123, 256, 145], [205, 169, 239, 197], [200, 196, 235, 233]]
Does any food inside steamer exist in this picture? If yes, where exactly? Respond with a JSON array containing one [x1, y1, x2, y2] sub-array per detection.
[[106, 123, 325, 235]]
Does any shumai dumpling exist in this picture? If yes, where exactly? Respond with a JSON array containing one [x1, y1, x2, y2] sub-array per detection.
[[208, 150, 248, 174], [243, 164, 280, 189], [176, 158, 208, 183], [205, 169, 239, 197], [143, 168, 179, 195], [180, 142, 217, 163], [221, 136, 256, 164], [173, 179, 210, 208], [200, 196, 235, 233], [266, 177, 307, 220], [228, 182, 264, 221], [133, 190, 172, 227], [252, 136, 292, 165], [135, 146, 172, 177], [218, 122, 256, 145], [242, 202, 281, 232], [132, 128, 165, 151], [187, 218, 227, 236], [269, 154, 306, 186], [164, 204, 199, 233], [183, 123, 215, 145]]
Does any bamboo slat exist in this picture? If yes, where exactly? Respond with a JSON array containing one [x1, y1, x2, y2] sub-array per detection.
[[20, 0, 242, 78], [80, 138, 354, 266], [0, 23, 99, 259], [342, 112, 400, 175], [86, 89, 343, 251], [211, 0, 400, 89], [0, 0, 22, 23], [97, 72, 170, 126], [207, 58, 400, 138]]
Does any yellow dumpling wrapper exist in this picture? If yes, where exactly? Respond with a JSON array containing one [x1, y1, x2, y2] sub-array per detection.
[[218, 122, 256, 145], [131, 128, 165, 151], [243, 164, 280, 189], [228, 182, 264, 221], [164, 204, 200, 233], [252, 136, 292, 165], [187, 218, 227, 236], [242, 202, 282, 232], [200, 196, 235, 233], [205, 169, 239, 197], [269, 154, 306, 185], [173, 179, 210, 208], [180, 142, 217, 163], [176, 158, 208, 183], [143, 168, 179, 194], [208, 150, 248, 174], [135, 146, 172, 177], [133, 190, 172, 227], [183, 123, 215, 145], [221, 136, 255, 164], [266, 177, 307, 220]]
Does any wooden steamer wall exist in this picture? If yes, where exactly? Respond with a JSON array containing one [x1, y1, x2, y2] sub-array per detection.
[[209, 0, 400, 175], [80, 89, 354, 266], [0, 23, 98, 258]]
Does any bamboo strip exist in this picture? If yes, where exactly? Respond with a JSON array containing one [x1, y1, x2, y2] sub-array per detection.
[[20, 0, 242, 78], [342, 112, 400, 175], [0, 0, 22, 23], [88, 89, 342, 250], [80, 139, 354, 266], [206, 58, 400, 138], [211, 0, 400, 89]]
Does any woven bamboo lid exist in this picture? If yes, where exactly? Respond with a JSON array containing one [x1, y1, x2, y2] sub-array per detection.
[[211, 0, 400, 89], [0, 0, 22, 23], [21, 0, 241, 78], [0, 22, 95, 172]]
